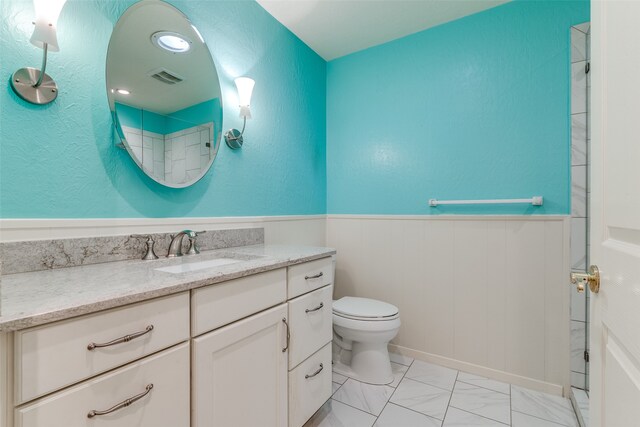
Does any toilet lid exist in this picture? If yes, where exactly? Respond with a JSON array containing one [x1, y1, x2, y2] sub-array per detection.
[[333, 297, 399, 319]]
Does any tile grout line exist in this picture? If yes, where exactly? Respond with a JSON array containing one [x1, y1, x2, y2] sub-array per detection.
[[328, 397, 380, 420], [370, 362, 410, 426], [384, 402, 444, 426], [511, 409, 573, 427], [402, 375, 457, 393], [447, 406, 510, 426], [510, 383, 512, 426], [331, 381, 342, 398], [445, 378, 512, 426], [455, 379, 510, 395], [440, 370, 459, 424], [378, 367, 446, 426]]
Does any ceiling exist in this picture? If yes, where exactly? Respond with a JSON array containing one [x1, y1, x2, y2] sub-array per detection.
[[256, 0, 510, 61], [106, 1, 220, 114]]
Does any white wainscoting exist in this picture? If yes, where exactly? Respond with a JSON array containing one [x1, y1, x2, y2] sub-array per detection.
[[327, 215, 571, 395], [0, 215, 326, 246], [1, 214, 572, 394]]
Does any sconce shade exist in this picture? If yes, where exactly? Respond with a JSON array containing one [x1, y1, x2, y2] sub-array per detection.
[[30, 0, 67, 51], [235, 77, 255, 118], [224, 76, 255, 149], [10, 0, 66, 104]]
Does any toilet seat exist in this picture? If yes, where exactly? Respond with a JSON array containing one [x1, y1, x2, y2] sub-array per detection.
[[333, 297, 399, 321]]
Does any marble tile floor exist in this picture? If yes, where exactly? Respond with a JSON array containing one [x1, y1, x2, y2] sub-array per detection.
[[305, 354, 579, 427], [570, 388, 589, 427]]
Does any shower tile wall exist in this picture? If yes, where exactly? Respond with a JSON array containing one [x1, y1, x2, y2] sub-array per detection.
[[121, 123, 214, 184], [570, 22, 590, 391], [164, 124, 214, 184]]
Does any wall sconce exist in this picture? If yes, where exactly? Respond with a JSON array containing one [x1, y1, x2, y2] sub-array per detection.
[[10, 0, 67, 105], [225, 77, 255, 149]]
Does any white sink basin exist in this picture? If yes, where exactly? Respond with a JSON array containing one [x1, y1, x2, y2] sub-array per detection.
[[155, 258, 242, 274]]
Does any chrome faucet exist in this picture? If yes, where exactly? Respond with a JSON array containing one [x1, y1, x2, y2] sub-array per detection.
[[167, 230, 196, 258]]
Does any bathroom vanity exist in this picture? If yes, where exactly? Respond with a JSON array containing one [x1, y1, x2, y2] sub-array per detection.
[[0, 244, 335, 427]]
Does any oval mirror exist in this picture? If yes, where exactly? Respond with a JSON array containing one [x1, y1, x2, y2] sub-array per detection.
[[106, 0, 222, 188]]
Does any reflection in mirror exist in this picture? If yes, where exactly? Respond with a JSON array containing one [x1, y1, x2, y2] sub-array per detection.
[[106, 0, 223, 188]]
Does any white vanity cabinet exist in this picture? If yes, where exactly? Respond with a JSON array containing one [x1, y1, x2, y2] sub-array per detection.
[[285, 260, 334, 427], [192, 304, 289, 427], [2, 254, 335, 427], [190, 258, 334, 427], [9, 292, 191, 427]]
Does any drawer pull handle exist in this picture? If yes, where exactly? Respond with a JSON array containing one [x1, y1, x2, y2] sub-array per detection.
[[282, 318, 290, 353], [305, 363, 324, 379], [87, 383, 153, 418], [305, 272, 323, 280], [305, 302, 324, 313], [87, 325, 154, 351]]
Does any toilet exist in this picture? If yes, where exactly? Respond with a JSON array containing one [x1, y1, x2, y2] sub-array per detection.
[[332, 297, 401, 384]]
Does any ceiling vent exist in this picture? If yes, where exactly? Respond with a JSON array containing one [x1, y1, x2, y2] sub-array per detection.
[[148, 68, 184, 85]]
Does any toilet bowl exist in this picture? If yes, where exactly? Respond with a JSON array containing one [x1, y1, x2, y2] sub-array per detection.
[[332, 296, 401, 385]]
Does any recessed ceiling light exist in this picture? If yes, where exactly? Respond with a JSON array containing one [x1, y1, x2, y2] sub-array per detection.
[[112, 88, 130, 95], [151, 31, 192, 53]]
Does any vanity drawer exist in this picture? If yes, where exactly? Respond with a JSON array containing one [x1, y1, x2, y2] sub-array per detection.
[[288, 285, 333, 368], [15, 343, 190, 427], [287, 257, 333, 299], [15, 292, 189, 404], [288, 343, 332, 427], [191, 268, 287, 336]]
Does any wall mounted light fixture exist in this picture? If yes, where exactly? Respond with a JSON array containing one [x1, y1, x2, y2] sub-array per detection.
[[225, 77, 255, 149], [11, 0, 67, 105]]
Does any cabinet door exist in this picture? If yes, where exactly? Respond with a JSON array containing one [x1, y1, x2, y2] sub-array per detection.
[[193, 304, 288, 427]]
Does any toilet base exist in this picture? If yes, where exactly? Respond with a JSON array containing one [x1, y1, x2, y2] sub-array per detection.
[[332, 341, 394, 385]]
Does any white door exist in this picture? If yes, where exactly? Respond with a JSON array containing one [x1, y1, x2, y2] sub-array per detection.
[[192, 303, 288, 427], [589, 1, 640, 426]]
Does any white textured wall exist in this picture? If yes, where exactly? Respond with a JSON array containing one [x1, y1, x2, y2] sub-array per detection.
[[327, 215, 571, 393]]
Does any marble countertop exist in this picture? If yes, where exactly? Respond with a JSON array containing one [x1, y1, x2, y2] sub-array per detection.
[[0, 244, 335, 332]]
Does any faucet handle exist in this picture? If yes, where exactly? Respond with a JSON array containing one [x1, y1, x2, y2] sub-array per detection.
[[186, 231, 206, 255], [130, 235, 159, 260]]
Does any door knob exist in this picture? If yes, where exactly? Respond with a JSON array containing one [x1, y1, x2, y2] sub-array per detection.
[[570, 265, 600, 294]]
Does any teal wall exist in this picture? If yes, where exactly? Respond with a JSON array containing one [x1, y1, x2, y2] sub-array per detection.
[[116, 103, 166, 135], [1, 0, 589, 219], [115, 98, 221, 136], [0, 0, 326, 218], [326, 0, 589, 215], [165, 98, 222, 135]]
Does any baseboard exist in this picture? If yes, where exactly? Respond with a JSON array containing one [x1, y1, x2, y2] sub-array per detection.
[[388, 344, 565, 397]]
